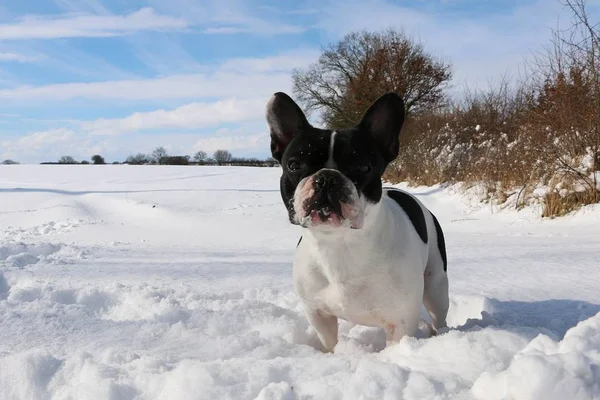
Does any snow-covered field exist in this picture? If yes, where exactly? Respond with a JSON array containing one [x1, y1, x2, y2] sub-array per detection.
[[0, 165, 599, 400]]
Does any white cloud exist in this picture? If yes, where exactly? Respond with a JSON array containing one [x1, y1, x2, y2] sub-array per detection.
[[0, 52, 40, 62], [81, 98, 267, 135], [17, 128, 75, 149], [0, 95, 276, 163], [192, 133, 268, 153], [201, 23, 304, 35], [1, 133, 110, 163], [10, 0, 594, 164], [0, 50, 315, 102], [0, 72, 288, 101], [219, 49, 319, 73], [0, 128, 82, 162], [0, 8, 188, 40], [314, 0, 600, 91], [146, 0, 305, 36], [0, 47, 321, 163], [0, 128, 271, 164]]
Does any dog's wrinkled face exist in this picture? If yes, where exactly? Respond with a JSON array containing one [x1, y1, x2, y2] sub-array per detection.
[[266, 92, 405, 230]]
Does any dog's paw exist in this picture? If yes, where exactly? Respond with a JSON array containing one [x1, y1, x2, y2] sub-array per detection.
[[435, 326, 451, 335]]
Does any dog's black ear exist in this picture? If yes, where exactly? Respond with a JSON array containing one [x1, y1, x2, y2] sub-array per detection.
[[358, 93, 405, 163], [266, 92, 311, 162]]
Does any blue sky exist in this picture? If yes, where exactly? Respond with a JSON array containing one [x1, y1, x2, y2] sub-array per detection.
[[0, 0, 596, 163]]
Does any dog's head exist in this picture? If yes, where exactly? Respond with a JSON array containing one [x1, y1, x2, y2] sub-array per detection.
[[266, 92, 405, 231]]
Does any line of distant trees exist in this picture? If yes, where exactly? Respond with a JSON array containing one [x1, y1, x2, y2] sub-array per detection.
[[20, 147, 279, 167]]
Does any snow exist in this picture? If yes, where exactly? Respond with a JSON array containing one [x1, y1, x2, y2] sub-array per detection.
[[532, 186, 550, 198], [1, 165, 599, 400]]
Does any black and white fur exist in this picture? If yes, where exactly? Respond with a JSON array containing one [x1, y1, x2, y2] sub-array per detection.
[[266, 92, 449, 352]]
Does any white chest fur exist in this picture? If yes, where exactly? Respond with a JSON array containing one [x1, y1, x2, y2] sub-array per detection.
[[293, 196, 429, 329]]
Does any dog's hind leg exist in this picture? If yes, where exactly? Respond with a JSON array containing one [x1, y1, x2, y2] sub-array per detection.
[[423, 212, 449, 331], [305, 308, 338, 353], [423, 266, 449, 331]]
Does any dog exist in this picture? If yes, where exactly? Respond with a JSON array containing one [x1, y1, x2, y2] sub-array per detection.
[[266, 91, 449, 352]]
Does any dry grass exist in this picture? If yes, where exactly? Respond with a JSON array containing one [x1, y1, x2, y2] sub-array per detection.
[[543, 189, 599, 218], [385, 80, 599, 217], [382, 0, 600, 217]]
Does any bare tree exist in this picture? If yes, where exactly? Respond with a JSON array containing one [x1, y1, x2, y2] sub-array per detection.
[[152, 147, 169, 164], [2, 159, 19, 165], [213, 150, 233, 165], [193, 150, 208, 164], [292, 29, 452, 128]]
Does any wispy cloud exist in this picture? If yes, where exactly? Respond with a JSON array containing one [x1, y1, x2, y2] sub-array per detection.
[[0, 72, 290, 102], [0, 128, 107, 162], [81, 98, 266, 135], [0, 47, 319, 163], [0, 8, 188, 40], [192, 133, 268, 153], [17, 128, 75, 148], [146, 0, 306, 36], [201, 23, 304, 35], [219, 49, 319, 73], [0, 52, 41, 62], [1, 95, 273, 163], [0, 50, 315, 102], [0, 126, 269, 164], [7, 0, 596, 164], [312, 0, 598, 90]]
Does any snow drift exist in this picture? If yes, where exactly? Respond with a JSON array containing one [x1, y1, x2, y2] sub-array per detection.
[[0, 165, 599, 399]]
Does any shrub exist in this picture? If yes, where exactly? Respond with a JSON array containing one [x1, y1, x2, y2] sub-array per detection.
[[383, 0, 600, 217], [58, 156, 77, 164], [125, 153, 151, 165], [162, 156, 190, 165], [92, 155, 106, 164]]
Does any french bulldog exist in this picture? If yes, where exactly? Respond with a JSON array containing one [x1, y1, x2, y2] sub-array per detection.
[[266, 92, 449, 352]]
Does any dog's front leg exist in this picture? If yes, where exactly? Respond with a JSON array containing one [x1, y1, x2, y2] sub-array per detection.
[[305, 308, 338, 353], [383, 313, 420, 347]]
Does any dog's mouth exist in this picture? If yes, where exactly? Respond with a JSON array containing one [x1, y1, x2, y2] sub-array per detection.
[[309, 207, 344, 227], [299, 202, 361, 229], [292, 170, 364, 230]]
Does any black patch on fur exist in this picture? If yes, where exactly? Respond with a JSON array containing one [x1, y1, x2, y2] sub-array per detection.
[[297, 236, 302, 247], [277, 128, 389, 223], [387, 190, 428, 244], [266, 92, 406, 225], [431, 212, 447, 271]]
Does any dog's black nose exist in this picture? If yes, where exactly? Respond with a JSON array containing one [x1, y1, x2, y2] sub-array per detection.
[[314, 175, 325, 191], [314, 171, 340, 192], [309, 170, 349, 217]]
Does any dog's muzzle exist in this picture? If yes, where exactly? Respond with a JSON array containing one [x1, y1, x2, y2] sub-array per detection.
[[293, 169, 364, 229]]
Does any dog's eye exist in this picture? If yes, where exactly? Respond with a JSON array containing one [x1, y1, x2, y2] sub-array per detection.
[[287, 160, 301, 171], [357, 163, 371, 173]]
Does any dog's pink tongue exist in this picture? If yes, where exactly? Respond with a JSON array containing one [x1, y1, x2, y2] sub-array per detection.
[[310, 210, 342, 227]]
